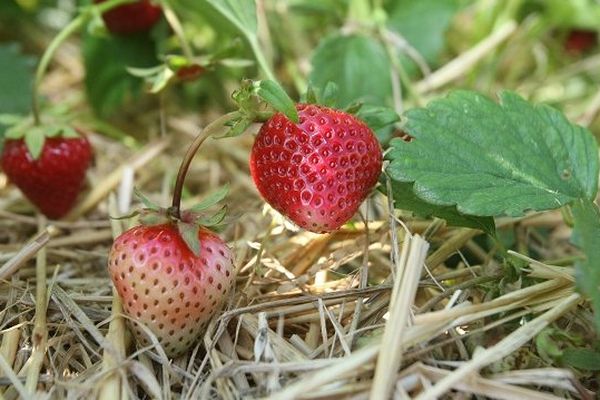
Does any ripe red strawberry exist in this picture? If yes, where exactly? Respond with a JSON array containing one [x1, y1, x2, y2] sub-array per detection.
[[1, 136, 92, 219], [564, 29, 598, 54], [250, 104, 382, 233], [108, 223, 235, 357], [95, 0, 162, 35]]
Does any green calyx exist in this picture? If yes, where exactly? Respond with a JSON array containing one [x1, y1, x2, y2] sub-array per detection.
[[4, 116, 81, 159], [130, 186, 230, 256]]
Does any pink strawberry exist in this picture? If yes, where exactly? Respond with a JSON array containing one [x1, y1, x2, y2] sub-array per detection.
[[1, 135, 92, 219], [108, 223, 235, 357], [249, 103, 383, 233]]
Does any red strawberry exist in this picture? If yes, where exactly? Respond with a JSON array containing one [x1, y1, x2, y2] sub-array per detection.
[[95, 0, 162, 35], [1, 136, 92, 219], [564, 29, 598, 54], [250, 104, 382, 233], [108, 223, 235, 357]]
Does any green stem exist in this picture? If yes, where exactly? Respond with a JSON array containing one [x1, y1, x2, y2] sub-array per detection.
[[249, 38, 276, 82], [160, 0, 194, 60], [170, 111, 241, 218], [32, 0, 136, 126]]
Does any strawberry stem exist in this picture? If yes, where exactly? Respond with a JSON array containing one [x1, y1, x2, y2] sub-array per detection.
[[31, 0, 137, 126], [170, 111, 241, 218], [159, 0, 194, 60]]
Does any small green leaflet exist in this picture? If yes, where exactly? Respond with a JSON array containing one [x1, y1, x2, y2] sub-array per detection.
[[190, 185, 229, 212], [177, 221, 201, 257], [254, 80, 298, 123], [24, 129, 44, 159], [387, 91, 599, 217], [196, 206, 227, 227], [572, 199, 600, 332], [134, 188, 160, 211], [386, 180, 495, 235]]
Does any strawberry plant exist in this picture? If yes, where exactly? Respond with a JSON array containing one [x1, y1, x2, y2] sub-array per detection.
[[5, 0, 600, 398]]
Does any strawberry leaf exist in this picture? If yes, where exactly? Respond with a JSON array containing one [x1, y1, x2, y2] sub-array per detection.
[[320, 81, 339, 107], [189, 185, 230, 212], [206, 0, 257, 39], [0, 43, 35, 115], [196, 206, 228, 227], [309, 34, 392, 108], [387, 180, 495, 235], [24, 129, 44, 159], [254, 80, 298, 123], [357, 105, 400, 131], [134, 188, 160, 211], [572, 199, 600, 332], [562, 348, 600, 371], [177, 221, 201, 257], [61, 126, 80, 138], [387, 91, 599, 217], [218, 117, 252, 139]]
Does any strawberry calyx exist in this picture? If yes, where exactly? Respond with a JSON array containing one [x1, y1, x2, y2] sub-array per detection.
[[3, 115, 85, 160], [129, 186, 229, 256]]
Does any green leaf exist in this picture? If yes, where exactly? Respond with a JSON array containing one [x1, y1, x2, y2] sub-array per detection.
[[218, 117, 253, 139], [196, 206, 228, 227], [562, 347, 600, 371], [177, 221, 201, 257], [320, 81, 339, 107], [572, 199, 600, 331], [309, 34, 392, 108], [134, 188, 160, 211], [254, 80, 298, 123], [189, 185, 230, 212], [387, 0, 461, 68], [0, 43, 35, 115], [61, 126, 80, 138], [24, 129, 44, 159], [357, 105, 400, 131], [386, 180, 495, 235], [206, 0, 257, 39], [387, 91, 599, 217], [82, 32, 159, 117]]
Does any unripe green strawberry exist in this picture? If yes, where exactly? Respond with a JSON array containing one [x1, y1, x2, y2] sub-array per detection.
[[250, 104, 383, 233], [108, 223, 235, 357]]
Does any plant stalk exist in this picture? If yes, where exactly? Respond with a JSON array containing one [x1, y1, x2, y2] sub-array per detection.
[[170, 111, 241, 218], [32, 0, 136, 125]]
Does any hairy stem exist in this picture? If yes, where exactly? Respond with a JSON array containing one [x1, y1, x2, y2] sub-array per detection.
[[32, 0, 136, 125], [170, 111, 241, 218]]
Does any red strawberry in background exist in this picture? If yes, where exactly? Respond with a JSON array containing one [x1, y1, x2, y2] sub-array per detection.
[[108, 220, 235, 357], [564, 29, 598, 55], [250, 104, 383, 233], [94, 0, 162, 35], [1, 134, 92, 219]]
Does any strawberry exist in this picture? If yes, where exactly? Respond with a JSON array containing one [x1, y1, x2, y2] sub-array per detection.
[[249, 103, 383, 233], [108, 221, 235, 357], [564, 29, 598, 55], [1, 135, 92, 219], [95, 0, 162, 35]]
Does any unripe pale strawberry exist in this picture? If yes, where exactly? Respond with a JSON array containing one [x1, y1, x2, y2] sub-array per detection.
[[108, 223, 235, 357], [250, 103, 383, 233]]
